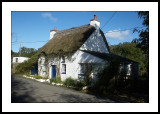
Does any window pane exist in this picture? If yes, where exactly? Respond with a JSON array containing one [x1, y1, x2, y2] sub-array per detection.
[[62, 64, 66, 73], [80, 64, 85, 74]]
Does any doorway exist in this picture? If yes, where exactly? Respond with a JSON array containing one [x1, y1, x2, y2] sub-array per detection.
[[51, 65, 56, 79]]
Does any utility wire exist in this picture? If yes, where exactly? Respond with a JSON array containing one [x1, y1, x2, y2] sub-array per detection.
[[11, 26, 145, 45], [101, 11, 117, 30], [11, 40, 49, 44], [21, 40, 49, 43]]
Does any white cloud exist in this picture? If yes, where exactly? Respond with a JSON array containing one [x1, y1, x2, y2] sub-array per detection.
[[105, 29, 130, 40], [41, 13, 57, 22]]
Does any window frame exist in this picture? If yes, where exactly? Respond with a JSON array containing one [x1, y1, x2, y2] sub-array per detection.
[[61, 64, 66, 74], [79, 63, 85, 74]]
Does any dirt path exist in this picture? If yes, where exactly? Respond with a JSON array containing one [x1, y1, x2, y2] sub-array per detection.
[[11, 75, 116, 103]]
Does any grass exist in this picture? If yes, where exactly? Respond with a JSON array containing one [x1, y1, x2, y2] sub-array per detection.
[[33, 75, 45, 79], [50, 76, 62, 84]]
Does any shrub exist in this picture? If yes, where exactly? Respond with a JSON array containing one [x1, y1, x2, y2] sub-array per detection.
[[15, 54, 38, 74], [75, 80, 87, 90], [88, 60, 121, 95], [63, 77, 76, 87], [50, 76, 62, 84], [63, 77, 87, 90]]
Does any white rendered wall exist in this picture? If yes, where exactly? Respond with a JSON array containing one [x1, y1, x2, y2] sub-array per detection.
[[50, 31, 56, 40], [90, 20, 100, 28], [48, 58, 60, 79], [13, 57, 29, 63], [80, 30, 109, 54], [60, 50, 107, 81], [43, 50, 108, 81], [38, 56, 47, 78]]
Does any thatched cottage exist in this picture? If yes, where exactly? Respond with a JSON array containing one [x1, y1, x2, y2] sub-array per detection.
[[37, 15, 139, 81]]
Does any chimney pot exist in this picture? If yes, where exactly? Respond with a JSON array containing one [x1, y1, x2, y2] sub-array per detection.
[[90, 15, 100, 28], [50, 27, 58, 40], [94, 15, 97, 20]]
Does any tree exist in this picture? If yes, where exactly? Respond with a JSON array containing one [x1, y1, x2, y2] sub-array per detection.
[[132, 11, 149, 77], [20, 46, 37, 58], [133, 11, 149, 56], [110, 42, 147, 76]]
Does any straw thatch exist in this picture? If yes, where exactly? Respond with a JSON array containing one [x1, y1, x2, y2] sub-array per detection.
[[38, 24, 96, 56], [38, 24, 111, 58]]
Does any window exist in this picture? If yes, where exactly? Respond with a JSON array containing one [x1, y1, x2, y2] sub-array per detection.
[[61, 64, 66, 74], [78, 64, 86, 80], [16, 58, 18, 63], [79, 64, 85, 74]]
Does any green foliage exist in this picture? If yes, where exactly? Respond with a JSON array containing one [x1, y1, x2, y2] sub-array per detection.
[[63, 77, 87, 90], [15, 54, 38, 74], [110, 42, 147, 76], [75, 80, 87, 89], [33, 75, 44, 79], [20, 46, 38, 58], [50, 76, 62, 84], [89, 59, 140, 95], [63, 77, 76, 87], [132, 11, 149, 76], [89, 60, 121, 95], [11, 47, 38, 59], [11, 50, 19, 60]]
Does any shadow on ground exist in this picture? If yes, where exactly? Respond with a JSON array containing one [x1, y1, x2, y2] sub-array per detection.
[[11, 75, 45, 103]]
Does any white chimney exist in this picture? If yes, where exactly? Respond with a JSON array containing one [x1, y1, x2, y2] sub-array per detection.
[[90, 15, 100, 28], [50, 27, 58, 40]]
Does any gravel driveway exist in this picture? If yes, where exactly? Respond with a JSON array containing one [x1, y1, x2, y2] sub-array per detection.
[[11, 75, 116, 103]]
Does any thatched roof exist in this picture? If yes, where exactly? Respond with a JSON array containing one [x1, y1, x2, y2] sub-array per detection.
[[38, 24, 110, 57]]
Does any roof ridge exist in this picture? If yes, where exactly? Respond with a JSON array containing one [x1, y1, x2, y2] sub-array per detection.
[[38, 24, 96, 56]]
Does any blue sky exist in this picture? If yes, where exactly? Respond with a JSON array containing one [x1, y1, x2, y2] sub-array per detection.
[[11, 11, 145, 52]]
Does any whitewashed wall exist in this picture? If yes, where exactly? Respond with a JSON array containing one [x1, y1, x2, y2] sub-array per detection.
[[60, 50, 107, 81], [90, 20, 100, 28], [13, 57, 29, 63], [38, 56, 48, 78], [39, 27, 110, 81], [50, 31, 56, 40], [80, 29, 109, 54], [48, 57, 60, 79]]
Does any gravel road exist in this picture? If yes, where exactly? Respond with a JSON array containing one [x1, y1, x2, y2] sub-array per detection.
[[11, 75, 116, 103]]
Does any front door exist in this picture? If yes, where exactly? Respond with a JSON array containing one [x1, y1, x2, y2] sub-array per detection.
[[51, 65, 56, 78]]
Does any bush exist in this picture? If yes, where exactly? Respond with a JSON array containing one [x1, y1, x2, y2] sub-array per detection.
[[88, 60, 120, 95], [50, 76, 62, 84], [15, 54, 38, 74], [75, 80, 87, 90], [63, 77, 87, 90], [63, 77, 76, 87]]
